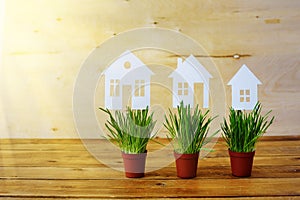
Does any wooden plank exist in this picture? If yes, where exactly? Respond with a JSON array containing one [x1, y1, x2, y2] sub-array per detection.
[[0, 139, 84, 145], [1, 136, 299, 145], [2, 197, 300, 200], [0, 178, 299, 198], [0, 144, 299, 157], [3, 197, 300, 200], [1, 137, 300, 154], [0, 150, 299, 167], [0, 165, 299, 180]]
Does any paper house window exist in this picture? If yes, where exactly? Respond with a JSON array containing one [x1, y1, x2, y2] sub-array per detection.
[[134, 80, 145, 97], [110, 79, 120, 96], [178, 82, 188, 96], [240, 89, 250, 102]]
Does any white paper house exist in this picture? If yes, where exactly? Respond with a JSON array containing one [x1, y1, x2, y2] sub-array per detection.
[[169, 55, 212, 108], [228, 64, 262, 110], [102, 50, 154, 110]]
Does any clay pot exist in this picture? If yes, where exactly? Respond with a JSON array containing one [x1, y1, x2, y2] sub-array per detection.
[[228, 150, 255, 177], [121, 151, 147, 178], [174, 151, 199, 179]]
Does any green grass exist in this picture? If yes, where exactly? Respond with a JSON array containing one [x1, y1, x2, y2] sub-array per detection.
[[99, 106, 156, 154], [164, 101, 218, 154], [221, 102, 275, 153]]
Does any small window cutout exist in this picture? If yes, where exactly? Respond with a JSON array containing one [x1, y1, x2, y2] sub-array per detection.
[[178, 82, 188, 96], [246, 89, 250, 95], [239, 89, 250, 103], [110, 79, 120, 96], [124, 61, 131, 69]]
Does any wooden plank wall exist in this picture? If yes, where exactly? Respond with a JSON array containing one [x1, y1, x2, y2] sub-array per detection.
[[0, 0, 299, 138]]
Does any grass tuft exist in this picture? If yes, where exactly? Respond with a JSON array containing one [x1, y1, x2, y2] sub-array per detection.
[[221, 102, 275, 153], [99, 106, 156, 154], [164, 101, 218, 154]]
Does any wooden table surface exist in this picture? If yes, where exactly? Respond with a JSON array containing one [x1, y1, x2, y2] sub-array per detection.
[[0, 136, 300, 199]]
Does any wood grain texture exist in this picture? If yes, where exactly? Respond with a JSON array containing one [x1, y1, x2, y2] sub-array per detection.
[[0, 0, 299, 138], [0, 137, 299, 199]]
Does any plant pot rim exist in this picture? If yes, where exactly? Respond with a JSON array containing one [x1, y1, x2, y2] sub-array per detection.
[[121, 150, 147, 155], [174, 151, 200, 155], [174, 151, 199, 160], [121, 150, 147, 161], [228, 149, 255, 153], [228, 149, 255, 157]]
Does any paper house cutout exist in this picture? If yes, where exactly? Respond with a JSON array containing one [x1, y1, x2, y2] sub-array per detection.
[[169, 55, 212, 108], [102, 50, 154, 110], [228, 64, 262, 110]]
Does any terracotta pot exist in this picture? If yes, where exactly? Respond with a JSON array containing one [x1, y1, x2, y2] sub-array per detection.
[[121, 151, 147, 178], [228, 150, 255, 177], [174, 151, 199, 179]]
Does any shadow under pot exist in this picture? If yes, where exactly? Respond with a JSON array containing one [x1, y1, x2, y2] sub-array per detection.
[[174, 151, 199, 179], [228, 150, 255, 177], [121, 151, 147, 178]]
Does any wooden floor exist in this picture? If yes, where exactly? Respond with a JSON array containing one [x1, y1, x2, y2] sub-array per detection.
[[0, 136, 300, 199]]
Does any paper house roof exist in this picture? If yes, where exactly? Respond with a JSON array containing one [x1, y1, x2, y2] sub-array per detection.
[[169, 55, 212, 84], [102, 50, 154, 79], [228, 64, 262, 86]]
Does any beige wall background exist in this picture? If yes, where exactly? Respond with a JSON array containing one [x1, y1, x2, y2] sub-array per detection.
[[0, 0, 299, 138]]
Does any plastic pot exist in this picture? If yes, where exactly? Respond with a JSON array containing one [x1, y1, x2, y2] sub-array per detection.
[[174, 151, 199, 179], [121, 151, 147, 178], [228, 150, 255, 177]]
